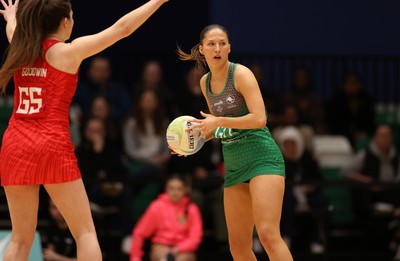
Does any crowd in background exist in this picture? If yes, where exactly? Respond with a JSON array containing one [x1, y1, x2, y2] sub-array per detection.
[[1, 53, 400, 260]]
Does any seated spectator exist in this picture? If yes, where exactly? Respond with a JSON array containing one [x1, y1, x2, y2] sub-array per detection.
[[277, 126, 330, 254], [272, 104, 315, 154], [168, 139, 227, 249], [326, 72, 375, 148], [282, 66, 326, 134], [75, 117, 132, 236], [122, 89, 171, 188], [41, 198, 77, 261], [73, 55, 131, 123], [177, 64, 207, 119], [88, 95, 122, 149], [131, 59, 177, 119], [249, 63, 282, 130], [342, 124, 400, 219], [130, 175, 203, 261]]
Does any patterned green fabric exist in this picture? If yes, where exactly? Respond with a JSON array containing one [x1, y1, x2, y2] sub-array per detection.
[[221, 127, 285, 187], [205, 63, 285, 187]]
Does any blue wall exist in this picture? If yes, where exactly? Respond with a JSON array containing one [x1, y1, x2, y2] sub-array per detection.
[[211, 0, 400, 55], [1, 0, 399, 101], [0, 0, 210, 87]]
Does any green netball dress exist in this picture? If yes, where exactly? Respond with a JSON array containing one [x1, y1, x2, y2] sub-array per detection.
[[206, 62, 285, 187]]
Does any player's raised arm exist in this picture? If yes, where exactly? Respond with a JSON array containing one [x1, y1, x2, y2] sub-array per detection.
[[0, 0, 19, 43], [68, 0, 169, 64]]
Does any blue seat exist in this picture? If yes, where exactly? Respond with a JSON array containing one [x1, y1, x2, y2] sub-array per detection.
[[0, 230, 43, 260]]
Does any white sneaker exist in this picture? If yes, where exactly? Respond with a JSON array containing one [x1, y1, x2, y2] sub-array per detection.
[[121, 235, 132, 254], [310, 242, 325, 254]]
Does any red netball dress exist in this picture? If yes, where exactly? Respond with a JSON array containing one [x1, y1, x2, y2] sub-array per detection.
[[0, 39, 81, 185]]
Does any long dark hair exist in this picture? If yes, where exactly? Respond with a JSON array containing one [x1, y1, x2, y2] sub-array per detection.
[[129, 88, 166, 135], [177, 24, 230, 69], [0, 0, 72, 92]]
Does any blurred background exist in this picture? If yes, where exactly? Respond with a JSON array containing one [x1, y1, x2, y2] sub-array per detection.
[[1, 0, 400, 260]]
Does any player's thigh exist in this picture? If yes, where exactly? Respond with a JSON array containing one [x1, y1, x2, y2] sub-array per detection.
[[44, 179, 95, 237], [3, 185, 40, 239], [249, 174, 285, 230], [224, 183, 254, 242], [150, 244, 171, 261]]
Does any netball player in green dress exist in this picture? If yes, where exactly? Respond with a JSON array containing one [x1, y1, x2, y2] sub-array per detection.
[[176, 24, 293, 261]]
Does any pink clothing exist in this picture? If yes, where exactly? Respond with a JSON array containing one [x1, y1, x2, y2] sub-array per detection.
[[130, 193, 203, 261]]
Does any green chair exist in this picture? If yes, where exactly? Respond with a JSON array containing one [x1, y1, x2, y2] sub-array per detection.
[[321, 167, 354, 224]]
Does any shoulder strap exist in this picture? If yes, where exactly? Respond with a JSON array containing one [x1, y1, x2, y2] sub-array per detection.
[[42, 39, 61, 53]]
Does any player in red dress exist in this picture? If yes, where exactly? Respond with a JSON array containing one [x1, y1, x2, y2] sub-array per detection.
[[0, 0, 170, 260]]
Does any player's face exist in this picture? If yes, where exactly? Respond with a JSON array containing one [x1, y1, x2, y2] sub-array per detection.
[[200, 28, 230, 65], [166, 178, 187, 203]]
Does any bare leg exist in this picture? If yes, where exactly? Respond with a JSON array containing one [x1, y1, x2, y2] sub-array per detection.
[[250, 175, 293, 261], [150, 244, 171, 261], [176, 252, 196, 261], [224, 183, 257, 261], [44, 179, 102, 260], [3, 185, 40, 261]]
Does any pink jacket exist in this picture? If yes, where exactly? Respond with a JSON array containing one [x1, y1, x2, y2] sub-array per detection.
[[130, 193, 203, 261]]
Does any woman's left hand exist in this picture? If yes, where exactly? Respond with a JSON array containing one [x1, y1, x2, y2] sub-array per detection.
[[187, 111, 218, 138], [0, 0, 19, 22]]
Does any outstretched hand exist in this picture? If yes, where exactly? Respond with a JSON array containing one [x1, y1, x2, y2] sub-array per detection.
[[0, 0, 19, 22], [187, 111, 218, 138]]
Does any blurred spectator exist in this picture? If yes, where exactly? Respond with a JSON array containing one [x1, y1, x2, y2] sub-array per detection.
[[282, 66, 326, 134], [249, 63, 282, 130], [326, 72, 375, 148], [168, 142, 227, 249], [272, 104, 315, 154], [342, 124, 400, 219], [122, 89, 171, 188], [277, 126, 329, 254], [88, 95, 122, 148], [41, 198, 77, 261], [130, 175, 203, 261], [75, 117, 132, 236], [177, 64, 208, 119], [69, 103, 83, 148], [73, 55, 131, 123], [132, 60, 177, 118]]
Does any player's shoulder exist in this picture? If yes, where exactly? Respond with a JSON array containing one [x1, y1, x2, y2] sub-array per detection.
[[233, 63, 252, 75], [233, 63, 254, 83]]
